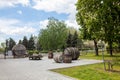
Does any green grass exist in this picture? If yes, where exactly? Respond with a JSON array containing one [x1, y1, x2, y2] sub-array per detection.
[[52, 63, 120, 80], [80, 51, 120, 60], [52, 52, 120, 80]]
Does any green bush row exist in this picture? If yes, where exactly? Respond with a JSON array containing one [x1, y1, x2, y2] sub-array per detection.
[[27, 50, 39, 55]]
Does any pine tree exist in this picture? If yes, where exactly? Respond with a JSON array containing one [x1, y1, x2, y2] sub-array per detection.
[[28, 35, 35, 50], [66, 32, 73, 47], [8, 38, 16, 50], [18, 40, 22, 44], [22, 36, 28, 49], [72, 31, 78, 47]]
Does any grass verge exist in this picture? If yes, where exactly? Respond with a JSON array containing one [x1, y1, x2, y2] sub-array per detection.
[[80, 52, 120, 60], [52, 63, 120, 80]]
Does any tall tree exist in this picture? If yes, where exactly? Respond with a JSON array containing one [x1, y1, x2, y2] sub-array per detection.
[[66, 31, 79, 47], [76, 0, 120, 56], [97, 0, 120, 56], [76, 0, 100, 56], [38, 17, 68, 50], [8, 38, 16, 50], [18, 40, 22, 44], [22, 36, 28, 49], [28, 35, 35, 50], [66, 32, 73, 47], [39, 29, 49, 50], [72, 31, 78, 47]]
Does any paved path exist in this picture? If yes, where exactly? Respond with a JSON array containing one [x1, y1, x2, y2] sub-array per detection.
[[0, 55, 102, 80]]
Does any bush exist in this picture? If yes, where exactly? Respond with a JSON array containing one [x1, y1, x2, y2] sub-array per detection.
[[28, 50, 39, 55], [40, 50, 48, 53], [34, 50, 39, 54], [28, 50, 34, 55]]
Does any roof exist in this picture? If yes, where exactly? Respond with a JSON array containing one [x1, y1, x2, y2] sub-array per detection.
[[12, 44, 26, 51]]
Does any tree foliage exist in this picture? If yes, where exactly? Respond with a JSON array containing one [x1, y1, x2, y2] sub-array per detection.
[[66, 32, 73, 47], [22, 36, 28, 49], [0, 42, 6, 52], [66, 31, 79, 47], [72, 31, 79, 47], [38, 18, 68, 50], [76, 0, 120, 56], [28, 35, 35, 50], [18, 40, 22, 44], [5, 38, 16, 50]]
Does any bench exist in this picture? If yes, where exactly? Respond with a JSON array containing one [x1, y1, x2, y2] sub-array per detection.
[[104, 57, 120, 71]]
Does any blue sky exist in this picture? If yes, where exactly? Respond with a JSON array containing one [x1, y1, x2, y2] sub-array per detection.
[[0, 0, 79, 44]]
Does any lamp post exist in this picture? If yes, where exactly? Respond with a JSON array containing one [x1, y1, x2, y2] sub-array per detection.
[[101, 40, 106, 70], [100, 0, 106, 70]]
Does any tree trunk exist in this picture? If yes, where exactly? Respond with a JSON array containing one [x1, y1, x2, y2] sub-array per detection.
[[93, 39, 99, 56], [108, 41, 113, 56]]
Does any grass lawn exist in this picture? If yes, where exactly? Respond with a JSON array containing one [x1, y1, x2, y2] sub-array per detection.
[[52, 52, 120, 80], [52, 63, 120, 80], [80, 51, 120, 60]]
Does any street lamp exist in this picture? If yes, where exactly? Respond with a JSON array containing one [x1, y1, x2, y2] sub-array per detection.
[[101, 40, 106, 70]]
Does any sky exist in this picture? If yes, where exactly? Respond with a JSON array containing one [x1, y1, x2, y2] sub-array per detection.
[[0, 0, 79, 44]]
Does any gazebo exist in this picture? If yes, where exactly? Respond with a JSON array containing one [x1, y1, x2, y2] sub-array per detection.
[[12, 44, 27, 58]]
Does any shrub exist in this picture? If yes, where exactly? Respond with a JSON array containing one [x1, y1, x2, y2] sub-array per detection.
[[28, 50, 34, 55], [40, 50, 48, 53]]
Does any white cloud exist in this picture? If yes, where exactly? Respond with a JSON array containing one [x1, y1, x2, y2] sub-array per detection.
[[0, 18, 37, 43], [0, 18, 36, 35], [39, 20, 48, 29], [17, 10, 22, 15], [6, 26, 36, 35], [0, 0, 30, 8], [32, 0, 77, 20], [38, 19, 80, 30], [32, 0, 79, 29], [32, 0, 72, 14], [65, 20, 80, 30]]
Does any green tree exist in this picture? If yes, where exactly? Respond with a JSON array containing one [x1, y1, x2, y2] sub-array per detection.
[[28, 35, 35, 50], [66, 32, 73, 47], [22, 36, 28, 49], [76, 0, 101, 56], [7, 38, 16, 50], [0, 42, 6, 52], [38, 18, 68, 50], [72, 31, 78, 47], [97, 0, 120, 56], [1, 42, 6, 49], [18, 40, 22, 44], [66, 31, 79, 47], [39, 29, 49, 50], [76, 0, 120, 56]]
